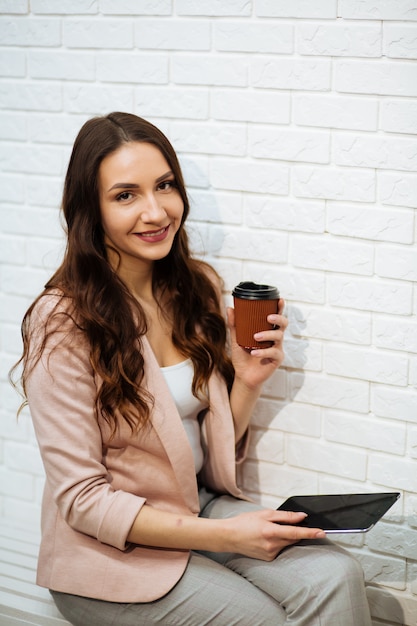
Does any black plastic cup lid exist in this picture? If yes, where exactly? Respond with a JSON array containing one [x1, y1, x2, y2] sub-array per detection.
[[232, 281, 280, 300]]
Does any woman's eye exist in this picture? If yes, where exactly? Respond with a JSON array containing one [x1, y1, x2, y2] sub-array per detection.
[[158, 180, 175, 192], [116, 191, 133, 202]]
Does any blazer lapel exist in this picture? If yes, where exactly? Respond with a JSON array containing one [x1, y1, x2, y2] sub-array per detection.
[[142, 337, 200, 513]]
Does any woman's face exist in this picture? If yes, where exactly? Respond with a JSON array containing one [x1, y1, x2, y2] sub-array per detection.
[[98, 141, 184, 272]]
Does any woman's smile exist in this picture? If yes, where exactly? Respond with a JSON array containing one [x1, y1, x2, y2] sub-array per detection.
[[134, 225, 170, 242]]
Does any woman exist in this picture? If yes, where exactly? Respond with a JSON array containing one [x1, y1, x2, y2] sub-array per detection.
[[12, 112, 372, 625]]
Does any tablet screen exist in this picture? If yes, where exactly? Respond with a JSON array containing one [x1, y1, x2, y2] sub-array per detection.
[[278, 492, 400, 533]]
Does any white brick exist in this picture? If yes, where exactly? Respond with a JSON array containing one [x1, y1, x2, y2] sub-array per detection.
[[335, 60, 417, 97], [0, 49, 25, 77], [253, 399, 321, 437], [0, 174, 25, 203], [368, 522, 417, 560], [340, 0, 417, 21], [136, 87, 208, 119], [0, 235, 26, 265], [0, 81, 62, 111], [358, 551, 406, 590], [326, 344, 408, 386], [369, 454, 417, 493], [215, 22, 293, 54], [64, 83, 133, 114], [367, 587, 417, 626], [0, 143, 63, 176], [0, 16, 60, 46], [177, 0, 251, 15], [212, 89, 290, 124], [0, 293, 31, 325], [1, 206, 61, 237], [243, 459, 319, 498], [283, 337, 322, 371], [64, 18, 134, 49], [258, 369, 287, 401], [0, 466, 34, 500], [27, 238, 64, 270], [3, 497, 41, 525], [179, 155, 209, 188], [379, 171, 417, 208], [328, 275, 413, 315], [374, 316, 417, 354], [245, 197, 325, 233], [256, 0, 337, 19], [408, 494, 417, 528], [384, 24, 417, 59], [32, 0, 98, 13], [381, 99, 417, 134], [247, 428, 285, 463], [409, 427, 417, 459], [244, 265, 325, 304], [209, 225, 288, 263], [249, 126, 330, 164], [409, 356, 417, 389], [28, 50, 95, 81], [291, 234, 374, 276], [5, 440, 44, 476], [327, 202, 414, 244], [0, 407, 30, 443], [101, 0, 170, 15], [287, 436, 367, 480], [372, 385, 417, 423], [189, 190, 242, 225], [0, 113, 27, 140], [376, 245, 417, 282], [298, 22, 381, 57], [98, 52, 168, 84], [29, 114, 88, 145], [0, 0, 27, 13], [170, 121, 246, 156], [324, 410, 405, 454], [290, 372, 369, 412], [293, 94, 378, 131], [172, 55, 247, 87], [1, 265, 50, 297], [334, 133, 417, 172], [135, 20, 210, 51], [293, 165, 375, 202], [211, 158, 289, 195], [251, 57, 331, 91], [26, 176, 64, 208], [187, 222, 208, 258], [288, 306, 372, 345]]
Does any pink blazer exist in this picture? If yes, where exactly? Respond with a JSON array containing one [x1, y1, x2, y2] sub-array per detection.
[[26, 295, 249, 602]]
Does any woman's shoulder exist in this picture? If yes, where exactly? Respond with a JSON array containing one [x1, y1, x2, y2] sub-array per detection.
[[30, 289, 76, 330]]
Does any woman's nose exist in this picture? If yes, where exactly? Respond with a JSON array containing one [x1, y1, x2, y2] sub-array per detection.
[[141, 193, 166, 221]]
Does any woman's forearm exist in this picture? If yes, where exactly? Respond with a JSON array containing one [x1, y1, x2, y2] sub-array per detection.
[[126, 504, 229, 551], [229, 376, 262, 443]]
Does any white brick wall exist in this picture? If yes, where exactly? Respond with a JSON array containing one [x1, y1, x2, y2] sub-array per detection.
[[0, 1, 416, 623]]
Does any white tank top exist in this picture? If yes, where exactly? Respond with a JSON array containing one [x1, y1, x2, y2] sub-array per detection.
[[160, 359, 207, 473]]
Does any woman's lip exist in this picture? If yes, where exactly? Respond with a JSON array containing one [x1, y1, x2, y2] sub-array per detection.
[[134, 225, 170, 242]]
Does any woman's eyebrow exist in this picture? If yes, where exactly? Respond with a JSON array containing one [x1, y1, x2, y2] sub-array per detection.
[[108, 182, 139, 192], [107, 171, 174, 193], [156, 170, 174, 183]]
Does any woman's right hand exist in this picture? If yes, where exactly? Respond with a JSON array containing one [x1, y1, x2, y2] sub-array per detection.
[[221, 509, 326, 561]]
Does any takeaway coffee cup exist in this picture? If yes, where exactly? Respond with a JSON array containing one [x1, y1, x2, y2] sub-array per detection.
[[232, 281, 280, 350]]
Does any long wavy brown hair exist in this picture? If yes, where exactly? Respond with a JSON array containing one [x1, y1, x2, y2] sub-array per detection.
[[11, 112, 234, 436]]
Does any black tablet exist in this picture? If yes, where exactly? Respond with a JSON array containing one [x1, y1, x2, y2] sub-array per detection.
[[277, 492, 400, 533]]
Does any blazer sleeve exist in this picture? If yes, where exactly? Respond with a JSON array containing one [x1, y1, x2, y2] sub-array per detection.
[[25, 296, 144, 551]]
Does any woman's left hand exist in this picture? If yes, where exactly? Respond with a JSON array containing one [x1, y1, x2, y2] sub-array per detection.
[[227, 299, 288, 390]]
